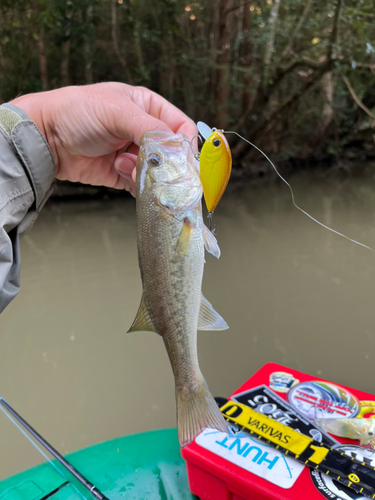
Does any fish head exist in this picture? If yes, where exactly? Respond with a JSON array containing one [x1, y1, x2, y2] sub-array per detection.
[[361, 418, 375, 444], [136, 131, 202, 215]]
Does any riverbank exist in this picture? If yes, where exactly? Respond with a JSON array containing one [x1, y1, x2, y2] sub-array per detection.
[[50, 146, 375, 200]]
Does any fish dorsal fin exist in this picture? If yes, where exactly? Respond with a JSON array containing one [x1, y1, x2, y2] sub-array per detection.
[[127, 294, 159, 334], [332, 421, 362, 441], [198, 294, 228, 331], [202, 224, 220, 259], [315, 418, 361, 441]]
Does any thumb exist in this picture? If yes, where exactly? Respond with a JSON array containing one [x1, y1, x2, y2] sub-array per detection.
[[112, 99, 173, 146]]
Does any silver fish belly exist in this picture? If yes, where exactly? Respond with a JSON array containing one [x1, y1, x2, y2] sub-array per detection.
[[129, 131, 228, 447]]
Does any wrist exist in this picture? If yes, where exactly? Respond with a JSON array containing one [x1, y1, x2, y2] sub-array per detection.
[[10, 92, 59, 168]]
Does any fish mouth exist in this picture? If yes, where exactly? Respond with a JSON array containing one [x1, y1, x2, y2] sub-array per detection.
[[158, 175, 197, 186]]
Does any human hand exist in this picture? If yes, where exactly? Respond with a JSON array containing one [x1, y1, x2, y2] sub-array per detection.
[[11, 83, 197, 197]]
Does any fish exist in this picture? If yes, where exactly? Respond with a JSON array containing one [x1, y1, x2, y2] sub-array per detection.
[[129, 131, 229, 447], [315, 417, 375, 446], [198, 128, 232, 218]]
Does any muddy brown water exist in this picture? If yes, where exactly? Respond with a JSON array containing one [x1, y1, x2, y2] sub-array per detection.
[[1, 170, 375, 480]]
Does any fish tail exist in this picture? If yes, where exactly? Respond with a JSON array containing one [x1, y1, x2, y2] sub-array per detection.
[[176, 375, 228, 447]]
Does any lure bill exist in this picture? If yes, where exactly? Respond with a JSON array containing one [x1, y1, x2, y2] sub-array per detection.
[[220, 399, 375, 499], [197, 122, 232, 230]]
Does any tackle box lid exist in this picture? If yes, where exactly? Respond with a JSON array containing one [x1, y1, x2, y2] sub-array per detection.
[[182, 362, 375, 500]]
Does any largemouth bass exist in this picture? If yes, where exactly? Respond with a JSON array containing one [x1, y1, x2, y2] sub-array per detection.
[[129, 131, 229, 447]]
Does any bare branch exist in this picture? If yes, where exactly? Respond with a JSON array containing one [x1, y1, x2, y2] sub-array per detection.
[[327, 0, 344, 62], [352, 62, 375, 74], [342, 75, 375, 121], [280, 0, 314, 61], [281, 57, 325, 74], [233, 59, 332, 158]]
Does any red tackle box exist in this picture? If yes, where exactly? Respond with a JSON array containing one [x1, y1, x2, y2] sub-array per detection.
[[182, 363, 375, 500]]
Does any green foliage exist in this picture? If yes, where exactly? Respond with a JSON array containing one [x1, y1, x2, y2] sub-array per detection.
[[0, 0, 374, 161]]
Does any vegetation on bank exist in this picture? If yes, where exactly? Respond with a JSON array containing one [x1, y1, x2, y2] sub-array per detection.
[[1, 0, 374, 167]]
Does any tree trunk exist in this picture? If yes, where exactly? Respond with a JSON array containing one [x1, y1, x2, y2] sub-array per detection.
[[0, 47, 5, 97], [321, 72, 335, 130], [61, 40, 70, 87], [111, 0, 132, 83], [61, 0, 72, 87], [33, 2, 49, 90], [240, 3, 254, 113], [233, 60, 333, 160], [263, 0, 281, 86], [214, 0, 233, 128], [134, 30, 146, 81], [280, 0, 313, 61], [0, 12, 5, 85], [233, 0, 345, 159], [161, 39, 175, 101], [84, 3, 94, 84]]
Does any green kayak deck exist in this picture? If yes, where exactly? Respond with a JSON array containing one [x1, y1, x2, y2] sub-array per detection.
[[0, 429, 198, 500]]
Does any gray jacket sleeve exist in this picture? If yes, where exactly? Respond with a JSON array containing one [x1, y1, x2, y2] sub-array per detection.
[[0, 103, 55, 313]]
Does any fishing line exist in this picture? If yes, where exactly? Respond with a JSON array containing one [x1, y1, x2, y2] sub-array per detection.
[[0, 403, 87, 500], [223, 130, 375, 253], [184, 136, 201, 161]]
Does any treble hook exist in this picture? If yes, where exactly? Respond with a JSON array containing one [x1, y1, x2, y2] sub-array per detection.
[[207, 212, 218, 235], [184, 135, 202, 161]]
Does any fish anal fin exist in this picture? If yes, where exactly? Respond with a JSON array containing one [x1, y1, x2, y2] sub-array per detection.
[[128, 294, 158, 334], [202, 224, 220, 259], [198, 294, 228, 331]]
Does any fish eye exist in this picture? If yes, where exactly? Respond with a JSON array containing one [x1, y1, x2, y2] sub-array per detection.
[[213, 138, 221, 147], [147, 153, 162, 166], [369, 432, 374, 436]]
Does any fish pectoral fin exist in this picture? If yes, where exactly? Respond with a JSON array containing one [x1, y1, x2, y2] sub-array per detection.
[[202, 224, 220, 259], [127, 294, 158, 334], [198, 294, 228, 330], [176, 221, 193, 258]]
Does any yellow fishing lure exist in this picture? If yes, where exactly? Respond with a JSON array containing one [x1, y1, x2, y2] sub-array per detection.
[[198, 123, 232, 217], [197, 122, 375, 251]]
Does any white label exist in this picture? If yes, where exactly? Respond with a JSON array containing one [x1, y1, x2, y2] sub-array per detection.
[[195, 428, 305, 489]]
